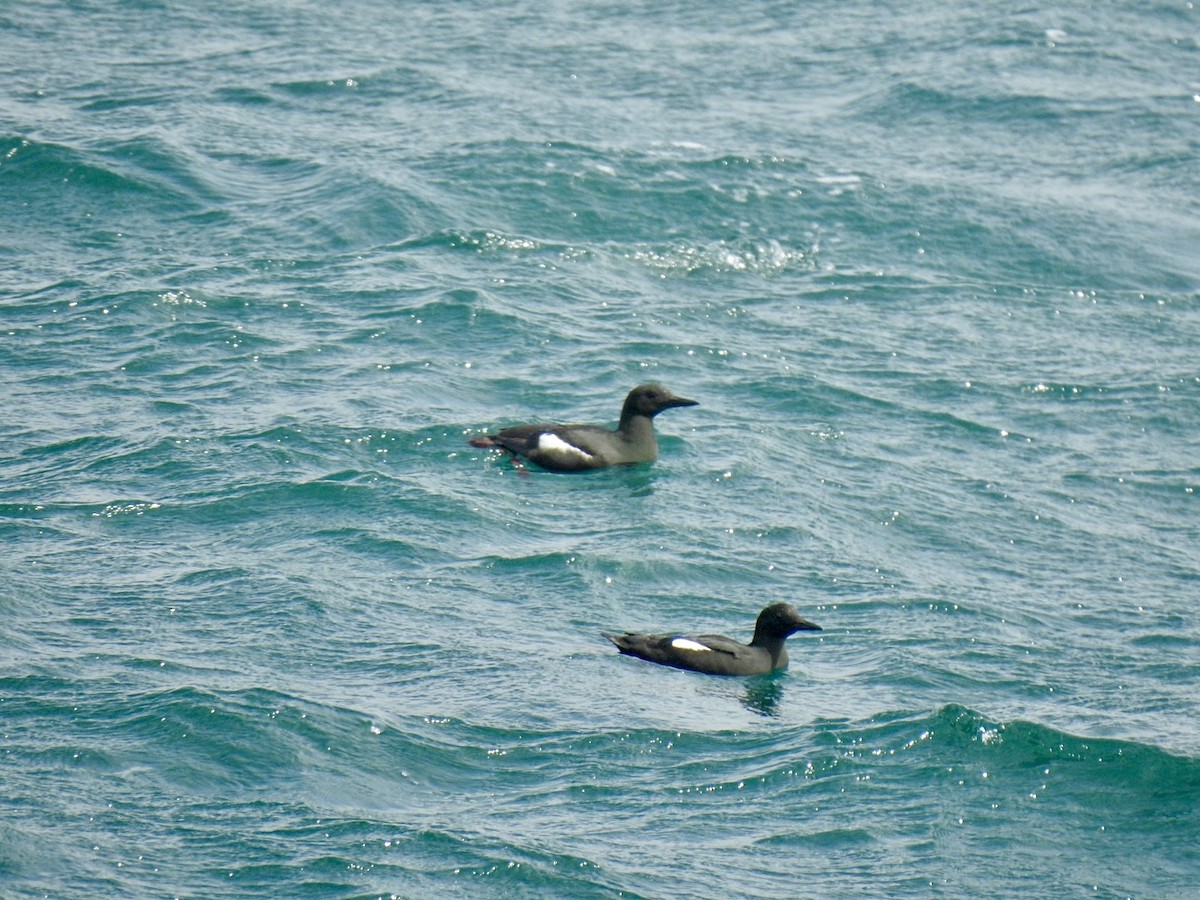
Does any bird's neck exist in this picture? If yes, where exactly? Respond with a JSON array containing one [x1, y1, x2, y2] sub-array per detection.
[[751, 630, 789, 668], [617, 411, 656, 442]]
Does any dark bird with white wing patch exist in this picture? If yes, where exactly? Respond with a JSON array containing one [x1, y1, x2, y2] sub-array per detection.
[[604, 603, 822, 676], [469, 383, 697, 472]]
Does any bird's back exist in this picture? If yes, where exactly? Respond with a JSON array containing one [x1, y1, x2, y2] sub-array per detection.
[[604, 632, 776, 676]]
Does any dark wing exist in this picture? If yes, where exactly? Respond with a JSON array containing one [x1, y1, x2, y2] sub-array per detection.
[[483, 424, 549, 457], [605, 631, 763, 675], [681, 634, 774, 675], [692, 634, 753, 657], [495, 424, 609, 471]]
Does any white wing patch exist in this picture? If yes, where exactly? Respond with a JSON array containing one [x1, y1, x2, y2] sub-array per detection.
[[536, 432, 594, 461], [670, 637, 712, 653]]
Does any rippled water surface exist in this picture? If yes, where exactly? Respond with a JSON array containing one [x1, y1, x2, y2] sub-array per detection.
[[3, 2, 1199, 897]]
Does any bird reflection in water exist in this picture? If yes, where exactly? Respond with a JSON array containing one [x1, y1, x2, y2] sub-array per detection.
[[740, 674, 786, 717]]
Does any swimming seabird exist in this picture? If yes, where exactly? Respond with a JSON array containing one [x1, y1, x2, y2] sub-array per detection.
[[604, 603, 822, 676], [468, 383, 697, 472]]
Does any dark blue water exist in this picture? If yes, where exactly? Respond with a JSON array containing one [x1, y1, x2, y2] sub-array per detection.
[[3, 2, 1199, 897]]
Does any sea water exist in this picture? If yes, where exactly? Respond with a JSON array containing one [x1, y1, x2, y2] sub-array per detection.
[[3, 2, 1198, 897]]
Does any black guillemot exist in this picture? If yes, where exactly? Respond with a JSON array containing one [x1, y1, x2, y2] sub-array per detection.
[[604, 603, 822, 676], [468, 383, 697, 472]]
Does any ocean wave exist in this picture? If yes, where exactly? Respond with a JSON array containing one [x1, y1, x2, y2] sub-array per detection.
[[0, 134, 213, 214], [628, 236, 817, 277], [821, 704, 1199, 770]]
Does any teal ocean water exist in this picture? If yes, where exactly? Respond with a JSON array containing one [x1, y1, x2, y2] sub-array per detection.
[[4, 2, 1199, 897]]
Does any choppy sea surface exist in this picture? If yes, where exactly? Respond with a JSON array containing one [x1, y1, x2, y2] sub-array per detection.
[[3, 2, 1199, 897]]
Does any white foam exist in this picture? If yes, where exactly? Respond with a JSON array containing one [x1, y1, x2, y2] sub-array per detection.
[[536, 433, 594, 461], [670, 638, 712, 653]]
